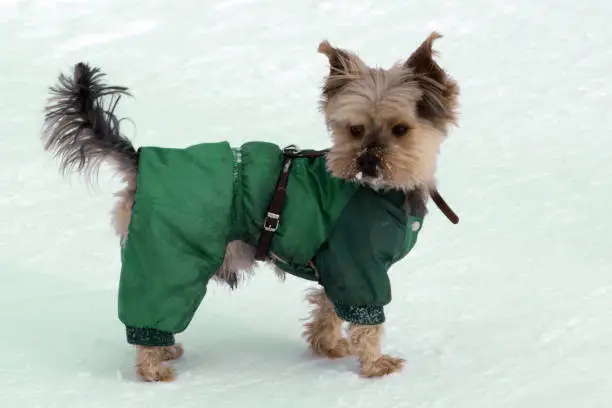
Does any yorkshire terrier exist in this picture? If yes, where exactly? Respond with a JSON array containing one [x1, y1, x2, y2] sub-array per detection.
[[41, 32, 459, 382]]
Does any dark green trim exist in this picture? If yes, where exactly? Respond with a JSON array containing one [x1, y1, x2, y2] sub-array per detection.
[[334, 304, 385, 325], [126, 326, 175, 347]]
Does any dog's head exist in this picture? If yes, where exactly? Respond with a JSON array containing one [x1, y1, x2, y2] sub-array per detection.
[[318, 32, 459, 191]]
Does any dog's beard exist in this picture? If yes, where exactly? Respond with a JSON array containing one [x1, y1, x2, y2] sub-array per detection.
[[354, 170, 385, 190], [325, 127, 443, 192]]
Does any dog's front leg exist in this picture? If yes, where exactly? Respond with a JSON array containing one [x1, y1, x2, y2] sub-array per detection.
[[347, 324, 404, 377], [136, 344, 184, 382], [303, 288, 351, 358]]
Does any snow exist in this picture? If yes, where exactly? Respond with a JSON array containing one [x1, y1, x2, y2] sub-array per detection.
[[1, 0, 611, 407]]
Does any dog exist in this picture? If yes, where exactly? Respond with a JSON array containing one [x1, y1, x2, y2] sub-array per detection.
[[41, 32, 459, 382]]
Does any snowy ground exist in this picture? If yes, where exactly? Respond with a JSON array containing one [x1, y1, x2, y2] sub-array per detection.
[[1, 0, 611, 407]]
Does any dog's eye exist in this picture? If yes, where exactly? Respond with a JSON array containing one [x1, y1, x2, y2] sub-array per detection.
[[391, 124, 410, 137], [349, 125, 365, 138]]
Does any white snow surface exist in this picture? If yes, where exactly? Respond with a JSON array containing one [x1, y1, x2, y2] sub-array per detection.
[[1, 0, 611, 407]]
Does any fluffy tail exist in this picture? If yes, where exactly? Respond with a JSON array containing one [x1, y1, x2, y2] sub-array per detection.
[[42, 62, 138, 184]]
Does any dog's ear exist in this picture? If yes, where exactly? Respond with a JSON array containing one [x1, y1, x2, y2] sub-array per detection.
[[318, 40, 367, 101], [404, 32, 459, 124]]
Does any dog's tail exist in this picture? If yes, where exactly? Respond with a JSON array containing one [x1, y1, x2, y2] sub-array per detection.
[[42, 62, 138, 185]]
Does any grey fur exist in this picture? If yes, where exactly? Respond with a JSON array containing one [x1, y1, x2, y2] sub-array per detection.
[[404, 188, 428, 216], [42, 62, 139, 185], [213, 240, 257, 290]]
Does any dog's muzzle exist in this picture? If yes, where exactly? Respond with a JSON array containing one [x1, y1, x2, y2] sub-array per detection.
[[356, 153, 380, 178]]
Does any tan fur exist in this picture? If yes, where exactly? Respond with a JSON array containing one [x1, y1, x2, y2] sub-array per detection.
[[136, 344, 183, 382], [347, 324, 405, 377], [324, 99, 447, 190], [319, 32, 459, 191], [111, 171, 137, 246], [303, 288, 351, 359], [100, 32, 458, 382], [213, 240, 257, 288], [222, 241, 256, 272], [213, 241, 288, 287]]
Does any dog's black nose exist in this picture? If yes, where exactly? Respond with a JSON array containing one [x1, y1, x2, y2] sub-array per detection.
[[357, 154, 380, 177]]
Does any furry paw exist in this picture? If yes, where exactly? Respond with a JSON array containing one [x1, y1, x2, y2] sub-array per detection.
[[303, 319, 351, 359], [137, 361, 175, 382], [321, 338, 351, 359], [360, 354, 405, 378], [309, 337, 351, 359], [136, 346, 180, 382], [324, 338, 351, 359], [160, 344, 184, 361]]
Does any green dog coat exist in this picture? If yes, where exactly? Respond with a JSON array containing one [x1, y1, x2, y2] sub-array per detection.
[[118, 141, 425, 346]]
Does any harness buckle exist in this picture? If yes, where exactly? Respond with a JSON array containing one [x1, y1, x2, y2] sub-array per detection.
[[283, 145, 300, 155], [264, 211, 280, 232]]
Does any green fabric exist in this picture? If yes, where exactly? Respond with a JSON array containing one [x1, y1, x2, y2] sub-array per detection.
[[315, 188, 424, 325], [227, 142, 360, 270], [119, 142, 234, 337], [118, 141, 425, 345]]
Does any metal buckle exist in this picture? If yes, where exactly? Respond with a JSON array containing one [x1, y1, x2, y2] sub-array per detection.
[[283, 145, 300, 156], [264, 212, 280, 232]]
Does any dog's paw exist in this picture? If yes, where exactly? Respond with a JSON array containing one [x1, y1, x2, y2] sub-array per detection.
[[304, 323, 351, 359], [136, 346, 179, 382], [160, 344, 184, 361], [315, 338, 351, 359], [327, 338, 351, 359], [137, 361, 175, 382], [360, 354, 405, 378]]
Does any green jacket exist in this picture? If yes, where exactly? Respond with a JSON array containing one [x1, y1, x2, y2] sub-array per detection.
[[118, 141, 425, 347]]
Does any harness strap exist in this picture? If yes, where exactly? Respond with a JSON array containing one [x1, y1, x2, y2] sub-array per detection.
[[255, 146, 328, 261], [254, 145, 459, 262]]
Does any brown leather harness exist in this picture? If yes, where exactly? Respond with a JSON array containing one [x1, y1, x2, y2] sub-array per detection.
[[254, 146, 459, 261]]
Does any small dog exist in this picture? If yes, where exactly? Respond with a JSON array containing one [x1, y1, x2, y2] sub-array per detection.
[[41, 32, 459, 382]]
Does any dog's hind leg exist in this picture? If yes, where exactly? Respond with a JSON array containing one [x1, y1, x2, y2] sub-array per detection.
[[303, 288, 351, 359], [347, 323, 404, 377]]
